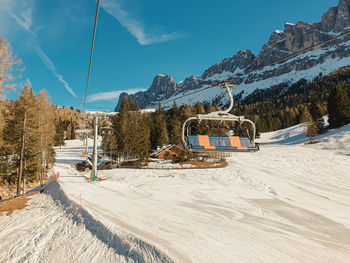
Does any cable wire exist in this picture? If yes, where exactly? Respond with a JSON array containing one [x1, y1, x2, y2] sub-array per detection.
[[83, 0, 101, 114]]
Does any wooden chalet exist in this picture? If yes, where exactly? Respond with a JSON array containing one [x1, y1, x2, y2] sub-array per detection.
[[151, 144, 187, 159]]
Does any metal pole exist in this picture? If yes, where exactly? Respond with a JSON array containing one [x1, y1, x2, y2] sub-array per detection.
[[85, 134, 88, 155], [219, 81, 235, 113], [92, 115, 98, 181]]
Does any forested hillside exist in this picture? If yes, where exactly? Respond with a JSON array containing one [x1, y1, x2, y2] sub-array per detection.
[[103, 67, 350, 162], [236, 67, 350, 132], [0, 37, 80, 199]]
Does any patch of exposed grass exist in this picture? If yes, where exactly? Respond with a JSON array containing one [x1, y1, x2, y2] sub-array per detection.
[[0, 191, 39, 216], [304, 140, 320, 145]]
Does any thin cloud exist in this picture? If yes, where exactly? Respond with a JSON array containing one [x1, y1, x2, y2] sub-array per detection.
[[87, 88, 145, 102], [9, 9, 33, 32], [4, 2, 77, 98], [101, 0, 184, 45], [34, 46, 77, 98]]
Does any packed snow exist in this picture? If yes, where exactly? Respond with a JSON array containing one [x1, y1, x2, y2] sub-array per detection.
[[1, 124, 350, 262]]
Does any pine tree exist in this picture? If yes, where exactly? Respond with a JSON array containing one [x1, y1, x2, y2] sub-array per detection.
[[327, 84, 350, 129], [133, 112, 151, 160], [309, 101, 324, 121], [151, 103, 168, 148], [102, 133, 118, 161], [257, 118, 268, 132], [2, 85, 40, 194], [36, 90, 56, 185], [110, 99, 152, 161], [134, 101, 140, 111], [170, 101, 180, 117], [168, 102, 183, 145], [300, 107, 311, 123], [54, 119, 65, 147], [66, 123, 72, 139], [301, 107, 319, 143], [114, 96, 132, 158], [0, 101, 7, 149], [194, 101, 205, 114], [307, 119, 318, 143], [0, 101, 16, 184], [181, 104, 195, 119], [70, 124, 76, 140]]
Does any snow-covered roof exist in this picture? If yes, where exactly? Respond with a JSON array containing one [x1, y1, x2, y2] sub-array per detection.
[[150, 144, 186, 157], [150, 144, 173, 156]]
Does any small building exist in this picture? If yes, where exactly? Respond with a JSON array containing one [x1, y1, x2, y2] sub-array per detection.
[[151, 144, 187, 160]]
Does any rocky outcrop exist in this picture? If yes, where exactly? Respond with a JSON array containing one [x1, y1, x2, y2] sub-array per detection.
[[115, 0, 350, 111], [201, 50, 255, 79], [148, 75, 177, 98], [115, 75, 177, 110], [335, 0, 350, 31]]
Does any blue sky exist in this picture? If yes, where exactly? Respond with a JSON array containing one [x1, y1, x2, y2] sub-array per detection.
[[0, 0, 337, 110]]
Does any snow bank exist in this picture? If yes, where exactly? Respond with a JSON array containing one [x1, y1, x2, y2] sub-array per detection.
[[259, 122, 350, 156], [0, 179, 173, 263], [314, 124, 350, 156], [258, 123, 307, 145]]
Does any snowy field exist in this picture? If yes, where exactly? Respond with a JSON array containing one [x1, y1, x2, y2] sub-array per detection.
[[1, 124, 350, 262]]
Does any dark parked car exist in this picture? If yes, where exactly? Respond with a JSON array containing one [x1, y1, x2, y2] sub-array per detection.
[[98, 160, 119, 170], [76, 160, 92, 172]]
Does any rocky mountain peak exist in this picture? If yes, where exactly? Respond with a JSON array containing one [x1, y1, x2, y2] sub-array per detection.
[[262, 0, 350, 55], [320, 7, 338, 32], [335, 0, 350, 31], [315, 0, 350, 32], [268, 30, 286, 47], [201, 49, 255, 79], [338, 0, 350, 16], [149, 74, 177, 98]]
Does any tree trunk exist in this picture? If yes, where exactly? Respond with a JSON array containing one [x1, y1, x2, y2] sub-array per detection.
[[17, 110, 27, 196], [22, 161, 25, 195]]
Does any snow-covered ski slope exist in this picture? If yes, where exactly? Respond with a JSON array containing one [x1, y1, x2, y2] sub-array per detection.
[[1, 124, 350, 263]]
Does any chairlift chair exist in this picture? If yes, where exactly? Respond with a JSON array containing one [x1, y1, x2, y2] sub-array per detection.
[[99, 126, 114, 135], [182, 81, 259, 152]]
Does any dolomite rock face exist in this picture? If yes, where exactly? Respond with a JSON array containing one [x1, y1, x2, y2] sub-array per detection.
[[148, 75, 177, 98], [115, 75, 177, 110], [116, 0, 350, 111]]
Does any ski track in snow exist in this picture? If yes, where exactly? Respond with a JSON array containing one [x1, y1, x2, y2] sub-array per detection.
[[1, 125, 350, 262]]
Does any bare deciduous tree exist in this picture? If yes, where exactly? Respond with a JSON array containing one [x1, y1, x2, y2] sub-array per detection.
[[0, 36, 24, 97]]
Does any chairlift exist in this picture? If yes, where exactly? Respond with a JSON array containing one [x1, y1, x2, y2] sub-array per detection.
[[182, 81, 259, 152], [99, 127, 114, 135]]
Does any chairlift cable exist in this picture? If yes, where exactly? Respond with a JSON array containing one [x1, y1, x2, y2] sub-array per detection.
[[83, 0, 101, 114]]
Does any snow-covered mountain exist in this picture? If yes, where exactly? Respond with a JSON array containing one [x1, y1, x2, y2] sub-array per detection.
[[115, 0, 350, 111]]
